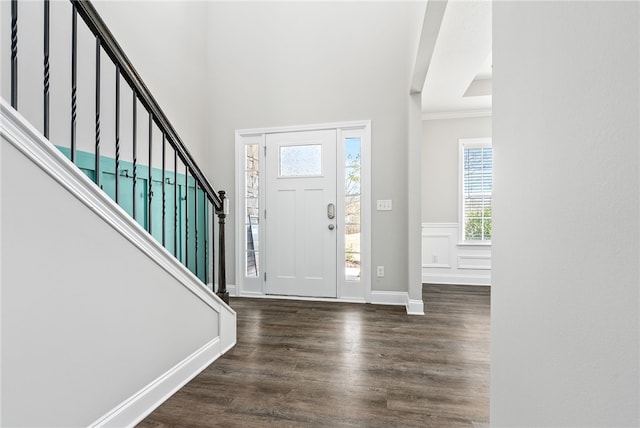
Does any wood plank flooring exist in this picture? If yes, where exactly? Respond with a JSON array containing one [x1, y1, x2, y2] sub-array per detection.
[[138, 285, 490, 427]]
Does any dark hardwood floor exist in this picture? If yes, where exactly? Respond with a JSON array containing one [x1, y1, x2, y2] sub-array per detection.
[[138, 284, 490, 427]]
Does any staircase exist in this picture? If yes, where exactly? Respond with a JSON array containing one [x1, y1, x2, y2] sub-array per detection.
[[1, 1, 235, 426]]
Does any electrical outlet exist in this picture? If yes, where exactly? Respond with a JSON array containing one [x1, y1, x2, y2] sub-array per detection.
[[377, 266, 384, 277], [376, 200, 392, 211], [432, 255, 438, 263]]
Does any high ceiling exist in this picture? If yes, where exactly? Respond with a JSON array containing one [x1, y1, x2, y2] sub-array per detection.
[[421, 0, 492, 118]]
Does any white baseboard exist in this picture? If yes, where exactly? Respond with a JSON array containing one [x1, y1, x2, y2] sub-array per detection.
[[235, 292, 366, 304], [207, 283, 237, 297], [422, 273, 491, 286], [90, 338, 223, 428], [234, 286, 420, 314], [406, 298, 425, 315], [227, 283, 237, 296], [371, 290, 407, 306], [237, 290, 264, 298], [371, 291, 424, 315]]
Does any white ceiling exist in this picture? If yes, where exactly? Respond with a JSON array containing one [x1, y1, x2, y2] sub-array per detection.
[[421, 0, 492, 118]]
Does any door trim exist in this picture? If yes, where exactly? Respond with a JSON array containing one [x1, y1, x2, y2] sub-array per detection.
[[234, 120, 371, 303]]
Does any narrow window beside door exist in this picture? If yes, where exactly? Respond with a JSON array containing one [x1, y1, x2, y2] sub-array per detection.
[[345, 137, 361, 280], [245, 144, 260, 277]]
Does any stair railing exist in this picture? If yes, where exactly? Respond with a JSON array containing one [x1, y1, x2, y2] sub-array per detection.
[[6, 0, 229, 304]]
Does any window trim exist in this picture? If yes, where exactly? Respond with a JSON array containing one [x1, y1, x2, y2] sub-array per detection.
[[458, 138, 492, 245]]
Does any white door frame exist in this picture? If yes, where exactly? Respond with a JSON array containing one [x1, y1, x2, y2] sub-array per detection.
[[234, 120, 371, 303]]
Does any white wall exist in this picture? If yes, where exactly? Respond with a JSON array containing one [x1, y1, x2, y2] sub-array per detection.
[[407, 92, 424, 312], [492, 1, 639, 426], [0, 1, 209, 169], [422, 116, 491, 223], [205, 2, 425, 291], [93, 1, 210, 166], [0, 132, 223, 427]]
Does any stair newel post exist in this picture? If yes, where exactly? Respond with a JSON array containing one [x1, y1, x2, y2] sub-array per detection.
[[216, 190, 229, 304]]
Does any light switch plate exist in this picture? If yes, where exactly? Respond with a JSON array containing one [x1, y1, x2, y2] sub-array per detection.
[[377, 200, 392, 211]]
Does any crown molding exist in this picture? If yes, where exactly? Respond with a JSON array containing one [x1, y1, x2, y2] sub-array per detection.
[[422, 109, 492, 121]]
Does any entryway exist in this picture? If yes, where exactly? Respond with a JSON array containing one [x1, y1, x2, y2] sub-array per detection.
[[235, 121, 371, 302]]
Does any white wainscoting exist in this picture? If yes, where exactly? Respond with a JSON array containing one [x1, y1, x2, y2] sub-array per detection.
[[422, 223, 491, 286]]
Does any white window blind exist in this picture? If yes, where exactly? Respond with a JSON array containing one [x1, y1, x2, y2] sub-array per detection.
[[460, 140, 492, 242]]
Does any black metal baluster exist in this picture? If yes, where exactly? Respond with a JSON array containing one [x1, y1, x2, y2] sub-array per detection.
[[148, 113, 153, 233], [95, 38, 101, 187], [132, 92, 137, 220], [11, 0, 18, 108], [185, 166, 189, 268], [60, 2, 228, 299], [174, 150, 178, 257], [43, 0, 50, 138], [115, 66, 120, 204], [70, 3, 77, 162], [194, 182, 199, 278], [162, 134, 166, 247]]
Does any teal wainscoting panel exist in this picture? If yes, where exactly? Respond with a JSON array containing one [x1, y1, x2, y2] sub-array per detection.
[[56, 146, 209, 283]]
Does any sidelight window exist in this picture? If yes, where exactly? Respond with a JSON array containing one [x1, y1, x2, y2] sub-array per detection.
[[344, 137, 361, 280], [245, 144, 260, 276]]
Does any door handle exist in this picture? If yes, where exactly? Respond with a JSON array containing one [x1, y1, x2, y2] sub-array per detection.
[[327, 203, 335, 219], [328, 224, 335, 230]]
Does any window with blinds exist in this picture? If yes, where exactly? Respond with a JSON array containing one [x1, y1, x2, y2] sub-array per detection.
[[460, 139, 492, 242]]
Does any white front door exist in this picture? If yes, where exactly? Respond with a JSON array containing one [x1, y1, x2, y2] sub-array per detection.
[[265, 129, 337, 297]]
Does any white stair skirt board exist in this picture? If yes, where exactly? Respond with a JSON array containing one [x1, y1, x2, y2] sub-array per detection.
[[1, 100, 237, 427], [371, 291, 425, 316]]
